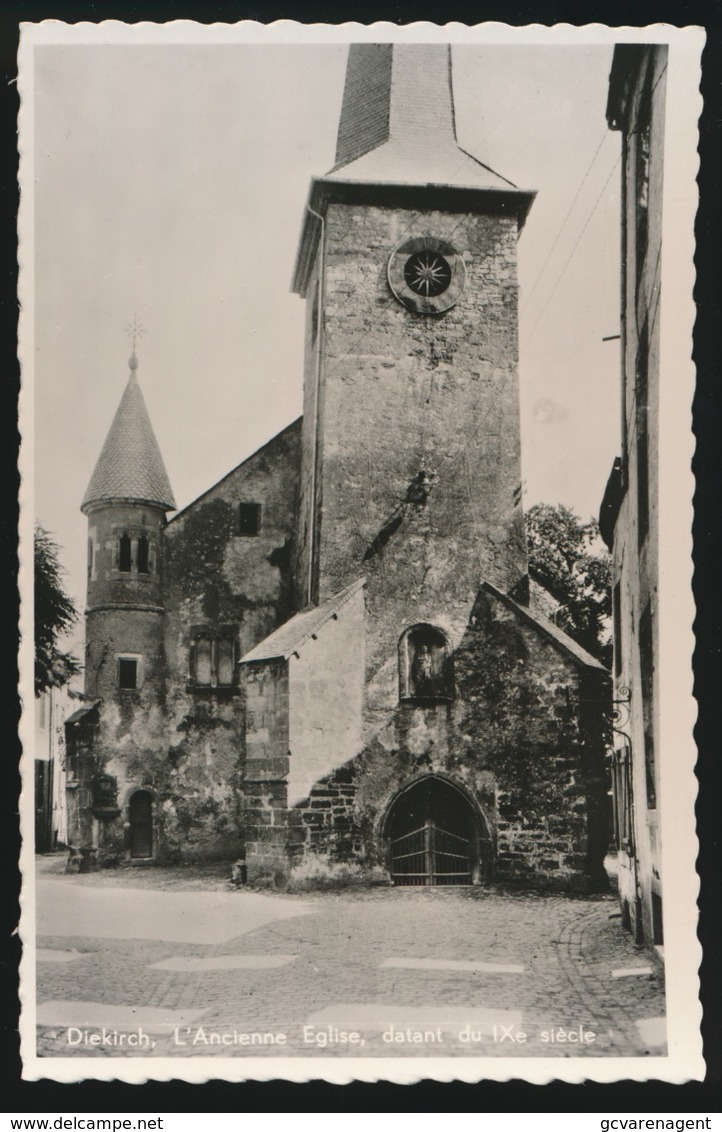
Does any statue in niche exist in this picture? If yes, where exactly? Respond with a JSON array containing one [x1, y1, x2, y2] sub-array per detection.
[[404, 626, 452, 700], [412, 643, 435, 696]]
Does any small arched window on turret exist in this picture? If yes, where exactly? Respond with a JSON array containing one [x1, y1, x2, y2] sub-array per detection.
[[399, 624, 454, 703], [118, 533, 132, 572], [137, 535, 150, 575]]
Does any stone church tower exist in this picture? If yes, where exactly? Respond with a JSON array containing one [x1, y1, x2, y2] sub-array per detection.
[[241, 44, 609, 889], [67, 43, 610, 889], [294, 44, 534, 683]]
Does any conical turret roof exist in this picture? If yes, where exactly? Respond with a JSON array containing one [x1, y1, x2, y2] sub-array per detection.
[[81, 356, 176, 513]]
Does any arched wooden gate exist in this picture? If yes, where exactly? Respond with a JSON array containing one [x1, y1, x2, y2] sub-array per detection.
[[385, 776, 488, 886]]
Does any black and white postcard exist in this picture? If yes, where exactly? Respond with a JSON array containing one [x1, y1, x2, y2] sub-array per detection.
[[18, 20, 704, 1084]]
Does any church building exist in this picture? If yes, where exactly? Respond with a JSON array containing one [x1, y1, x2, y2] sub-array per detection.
[[65, 43, 610, 890]]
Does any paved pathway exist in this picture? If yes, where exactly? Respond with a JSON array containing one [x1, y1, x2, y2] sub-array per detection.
[[33, 864, 666, 1061]]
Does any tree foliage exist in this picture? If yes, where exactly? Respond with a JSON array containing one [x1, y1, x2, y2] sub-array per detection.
[[526, 503, 611, 665], [34, 525, 81, 695]]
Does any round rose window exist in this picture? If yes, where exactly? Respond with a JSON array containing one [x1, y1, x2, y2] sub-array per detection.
[[388, 236, 466, 314], [403, 250, 453, 298]]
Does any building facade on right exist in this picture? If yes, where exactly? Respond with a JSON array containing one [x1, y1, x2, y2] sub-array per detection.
[[600, 44, 668, 953]]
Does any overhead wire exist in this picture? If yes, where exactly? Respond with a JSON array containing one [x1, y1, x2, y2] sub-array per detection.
[[314, 51, 616, 395], [498, 59, 606, 183], [521, 128, 611, 314], [521, 154, 621, 351]]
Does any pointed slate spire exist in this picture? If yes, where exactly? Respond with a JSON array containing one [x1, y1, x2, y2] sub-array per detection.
[[293, 43, 535, 294], [81, 353, 176, 513], [329, 43, 516, 191]]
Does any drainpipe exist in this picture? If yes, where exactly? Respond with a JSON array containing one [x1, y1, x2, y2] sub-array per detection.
[[306, 204, 325, 607]]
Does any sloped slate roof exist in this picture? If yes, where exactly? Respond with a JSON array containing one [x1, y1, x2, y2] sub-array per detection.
[[482, 581, 608, 672], [65, 699, 101, 726], [240, 578, 366, 664], [82, 367, 176, 513], [292, 45, 535, 296], [328, 43, 519, 193]]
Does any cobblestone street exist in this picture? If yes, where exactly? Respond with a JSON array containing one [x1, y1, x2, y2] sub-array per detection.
[[34, 858, 666, 1062]]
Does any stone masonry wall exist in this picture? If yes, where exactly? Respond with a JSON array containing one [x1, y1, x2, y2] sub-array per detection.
[[82, 497, 170, 861], [85, 501, 165, 619], [314, 203, 528, 681], [164, 419, 301, 659], [82, 603, 169, 863], [283, 588, 609, 892], [151, 420, 301, 861], [288, 763, 359, 866], [242, 660, 291, 882], [454, 590, 608, 890], [80, 423, 301, 865]]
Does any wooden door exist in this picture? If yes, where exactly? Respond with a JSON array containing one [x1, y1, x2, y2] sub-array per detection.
[[129, 791, 153, 859]]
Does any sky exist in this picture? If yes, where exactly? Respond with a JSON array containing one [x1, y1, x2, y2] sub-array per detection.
[[31, 37, 622, 633]]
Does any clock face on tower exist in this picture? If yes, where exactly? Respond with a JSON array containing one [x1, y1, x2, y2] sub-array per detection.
[[388, 236, 466, 314]]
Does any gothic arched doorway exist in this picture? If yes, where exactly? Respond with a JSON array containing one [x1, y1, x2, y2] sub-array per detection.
[[128, 790, 153, 859], [384, 776, 486, 886]]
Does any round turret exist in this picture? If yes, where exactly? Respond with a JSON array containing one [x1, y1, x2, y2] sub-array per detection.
[[82, 355, 175, 701]]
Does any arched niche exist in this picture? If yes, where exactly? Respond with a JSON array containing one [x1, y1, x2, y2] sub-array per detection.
[[398, 623, 454, 702]]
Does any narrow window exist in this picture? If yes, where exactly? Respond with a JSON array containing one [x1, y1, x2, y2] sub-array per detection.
[[192, 635, 235, 688], [195, 638, 213, 686], [613, 581, 623, 678], [87, 538, 94, 579], [137, 535, 150, 574], [216, 639, 235, 687], [118, 658, 138, 690], [237, 502, 262, 537], [639, 603, 656, 808], [118, 533, 132, 572]]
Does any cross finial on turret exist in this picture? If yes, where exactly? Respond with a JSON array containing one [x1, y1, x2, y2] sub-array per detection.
[[124, 315, 146, 372]]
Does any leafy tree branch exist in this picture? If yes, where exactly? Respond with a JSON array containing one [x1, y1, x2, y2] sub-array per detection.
[[34, 525, 81, 695], [526, 503, 611, 665]]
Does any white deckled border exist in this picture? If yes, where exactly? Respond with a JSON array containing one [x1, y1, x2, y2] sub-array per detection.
[[17, 18, 704, 1086]]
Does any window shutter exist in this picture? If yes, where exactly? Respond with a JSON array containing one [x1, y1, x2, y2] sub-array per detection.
[[196, 638, 213, 686], [217, 639, 235, 687]]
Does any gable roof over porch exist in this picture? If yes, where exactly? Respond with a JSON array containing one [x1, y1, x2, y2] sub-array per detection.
[[481, 581, 608, 672], [239, 578, 366, 665]]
